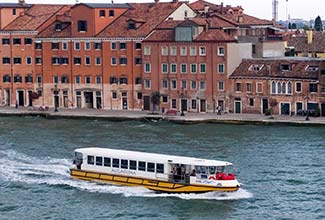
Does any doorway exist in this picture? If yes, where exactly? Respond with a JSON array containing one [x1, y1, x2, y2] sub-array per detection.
[[84, 92, 93, 108], [18, 90, 24, 106], [143, 96, 150, 110]]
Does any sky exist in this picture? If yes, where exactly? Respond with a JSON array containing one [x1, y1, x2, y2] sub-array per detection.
[[1, 0, 324, 21]]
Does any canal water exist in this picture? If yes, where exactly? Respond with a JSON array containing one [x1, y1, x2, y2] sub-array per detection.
[[0, 116, 324, 220]]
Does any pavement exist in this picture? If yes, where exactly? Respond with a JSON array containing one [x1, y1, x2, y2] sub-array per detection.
[[0, 106, 325, 126]]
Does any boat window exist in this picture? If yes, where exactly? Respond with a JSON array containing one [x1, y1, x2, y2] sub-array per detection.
[[121, 159, 128, 169], [216, 166, 225, 173], [130, 160, 137, 170], [96, 156, 103, 166], [112, 158, 120, 168], [104, 157, 111, 167], [147, 162, 155, 172], [138, 161, 146, 171], [209, 166, 216, 174], [156, 163, 164, 173], [87, 155, 94, 165]]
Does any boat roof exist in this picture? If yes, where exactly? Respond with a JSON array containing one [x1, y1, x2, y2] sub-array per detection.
[[74, 147, 232, 167]]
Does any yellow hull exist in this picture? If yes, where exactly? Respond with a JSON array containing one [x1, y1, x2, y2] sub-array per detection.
[[70, 169, 239, 193]]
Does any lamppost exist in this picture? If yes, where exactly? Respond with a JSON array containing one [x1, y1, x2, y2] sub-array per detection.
[[53, 84, 59, 112]]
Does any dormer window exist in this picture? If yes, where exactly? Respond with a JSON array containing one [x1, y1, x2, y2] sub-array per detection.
[[55, 22, 62, 32], [280, 64, 291, 71], [249, 64, 264, 71], [306, 65, 319, 72]]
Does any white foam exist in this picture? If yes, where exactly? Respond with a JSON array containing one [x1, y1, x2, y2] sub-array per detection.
[[0, 149, 253, 200]]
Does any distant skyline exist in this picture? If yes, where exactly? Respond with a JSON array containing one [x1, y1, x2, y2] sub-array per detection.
[[1, 0, 324, 21]]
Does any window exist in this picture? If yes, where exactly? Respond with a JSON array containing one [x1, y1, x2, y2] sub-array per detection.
[[191, 80, 197, 90], [199, 46, 206, 56], [2, 38, 10, 45], [309, 83, 318, 93], [135, 42, 142, 50], [111, 42, 116, 50], [77, 20, 87, 32], [111, 57, 117, 65], [109, 10, 115, 17], [94, 42, 102, 50], [62, 42, 68, 50], [120, 57, 127, 65], [104, 157, 111, 167], [218, 64, 224, 74], [74, 42, 80, 50], [138, 161, 146, 171], [191, 64, 197, 73], [13, 38, 21, 45], [120, 77, 128, 85], [14, 75, 22, 83], [87, 155, 94, 165], [144, 79, 151, 89], [190, 46, 197, 56], [137, 92, 142, 100], [3, 75, 11, 83], [85, 57, 90, 65], [75, 76, 80, 84], [296, 82, 302, 93], [171, 79, 177, 89], [218, 81, 224, 91], [130, 160, 137, 170], [218, 47, 225, 56], [24, 38, 32, 45], [181, 64, 187, 73], [135, 77, 142, 85], [99, 10, 106, 17], [112, 91, 117, 99], [147, 162, 155, 172], [135, 57, 142, 65], [121, 159, 128, 169], [200, 80, 206, 90], [2, 57, 10, 64], [162, 79, 168, 89], [144, 46, 151, 55], [200, 63, 206, 73], [170, 46, 177, 56], [61, 76, 69, 84], [96, 76, 101, 84], [236, 82, 242, 92], [96, 157, 103, 166], [13, 57, 21, 64], [52, 42, 59, 50], [120, 42, 126, 50], [53, 76, 59, 84], [191, 99, 197, 109], [95, 57, 101, 65], [145, 63, 151, 73], [74, 57, 81, 65], [249, 98, 254, 106], [85, 76, 91, 84], [180, 46, 187, 56], [110, 77, 118, 84], [25, 75, 33, 83], [35, 57, 42, 64], [35, 42, 42, 50], [161, 46, 168, 56], [171, 64, 177, 73], [162, 64, 168, 73], [172, 99, 177, 109], [112, 158, 119, 168]]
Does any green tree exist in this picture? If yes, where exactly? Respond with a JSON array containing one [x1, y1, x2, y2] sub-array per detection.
[[314, 15, 323, 31], [150, 91, 160, 113]]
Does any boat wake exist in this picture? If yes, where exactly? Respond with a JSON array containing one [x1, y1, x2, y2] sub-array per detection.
[[0, 150, 252, 200]]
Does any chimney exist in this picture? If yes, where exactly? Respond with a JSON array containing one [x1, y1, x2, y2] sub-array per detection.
[[307, 30, 313, 44]]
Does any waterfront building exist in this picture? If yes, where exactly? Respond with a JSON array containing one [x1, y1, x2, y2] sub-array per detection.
[[229, 58, 325, 116]]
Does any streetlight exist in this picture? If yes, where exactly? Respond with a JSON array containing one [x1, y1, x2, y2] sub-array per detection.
[[53, 84, 59, 112]]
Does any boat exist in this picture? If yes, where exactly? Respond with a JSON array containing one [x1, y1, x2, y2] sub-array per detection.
[[70, 147, 240, 193]]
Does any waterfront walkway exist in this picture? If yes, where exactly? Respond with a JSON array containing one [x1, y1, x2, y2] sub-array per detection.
[[0, 106, 325, 126]]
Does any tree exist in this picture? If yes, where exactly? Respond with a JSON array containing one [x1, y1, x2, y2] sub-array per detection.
[[150, 91, 160, 114], [314, 15, 323, 31], [269, 98, 278, 119], [288, 22, 292, 29], [291, 23, 297, 29]]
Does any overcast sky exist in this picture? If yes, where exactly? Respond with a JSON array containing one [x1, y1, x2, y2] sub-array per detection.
[[2, 0, 324, 21]]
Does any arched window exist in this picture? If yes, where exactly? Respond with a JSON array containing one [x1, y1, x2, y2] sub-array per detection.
[[287, 82, 292, 94], [271, 81, 276, 94], [282, 82, 286, 94], [277, 82, 281, 94]]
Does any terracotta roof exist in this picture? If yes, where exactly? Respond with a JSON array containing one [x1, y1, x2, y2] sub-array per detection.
[[230, 58, 322, 80], [97, 2, 182, 38], [4, 4, 67, 31], [287, 32, 325, 53]]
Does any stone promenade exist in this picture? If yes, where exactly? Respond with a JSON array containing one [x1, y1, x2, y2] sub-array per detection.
[[0, 106, 325, 126]]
